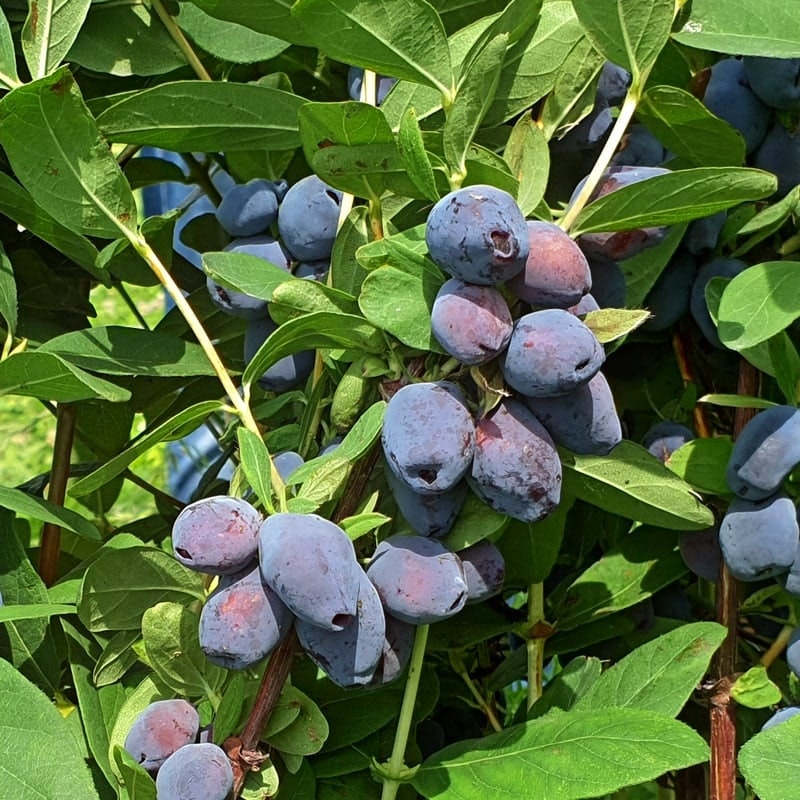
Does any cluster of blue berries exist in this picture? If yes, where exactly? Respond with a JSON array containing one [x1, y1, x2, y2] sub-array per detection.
[[205, 174, 342, 391], [384, 185, 623, 527]]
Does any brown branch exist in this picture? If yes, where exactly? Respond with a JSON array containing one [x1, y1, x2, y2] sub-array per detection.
[[38, 403, 78, 587], [671, 331, 711, 438], [709, 359, 758, 800], [226, 629, 298, 797]]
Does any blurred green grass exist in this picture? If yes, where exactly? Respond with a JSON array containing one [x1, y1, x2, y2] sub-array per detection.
[[2, 282, 169, 545]]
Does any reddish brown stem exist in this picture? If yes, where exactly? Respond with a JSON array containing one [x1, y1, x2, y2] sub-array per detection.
[[227, 629, 297, 797], [709, 359, 758, 800], [38, 403, 77, 587], [671, 331, 711, 438]]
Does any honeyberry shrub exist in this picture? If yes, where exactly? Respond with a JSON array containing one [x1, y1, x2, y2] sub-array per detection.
[[2, 0, 800, 797]]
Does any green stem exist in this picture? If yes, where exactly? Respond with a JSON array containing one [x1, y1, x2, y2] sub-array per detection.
[[527, 582, 545, 709], [129, 234, 287, 508], [181, 153, 223, 206], [150, 0, 212, 81], [558, 89, 640, 234], [450, 652, 502, 732], [380, 624, 430, 800], [115, 282, 151, 330]]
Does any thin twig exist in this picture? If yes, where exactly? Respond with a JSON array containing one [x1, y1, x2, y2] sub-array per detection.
[[227, 630, 298, 797], [150, 0, 213, 81], [38, 404, 77, 586], [709, 359, 757, 800]]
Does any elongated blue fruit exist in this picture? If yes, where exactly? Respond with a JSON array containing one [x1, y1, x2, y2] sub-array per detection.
[[381, 382, 475, 494], [366, 535, 467, 625], [726, 405, 800, 500], [501, 309, 604, 397], [295, 569, 385, 687], [425, 185, 529, 285], [469, 399, 561, 523], [719, 492, 799, 581], [259, 513, 361, 631]]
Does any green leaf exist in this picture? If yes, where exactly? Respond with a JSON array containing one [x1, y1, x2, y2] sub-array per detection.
[[731, 665, 782, 709], [584, 308, 650, 344], [22, 0, 91, 80], [428, 602, 514, 651], [0, 483, 102, 541], [77, 547, 205, 632], [571, 0, 674, 81], [440, 492, 510, 552], [291, 0, 454, 97], [527, 656, 602, 718], [298, 101, 407, 199], [0, 603, 75, 622], [0, 67, 137, 240], [539, 37, 604, 141], [621, 221, 687, 308], [768, 332, 800, 405], [561, 441, 715, 530], [444, 33, 507, 173], [113, 746, 157, 800], [398, 108, 440, 202], [484, 1, 588, 126], [672, 0, 800, 59], [237, 428, 274, 512], [97, 81, 304, 152], [93, 629, 140, 687], [61, 620, 125, 792], [504, 115, 550, 217], [666, 437, 733, 496], [413, 708, 708, 799], [0, 8, 19, 91], [638, 86, 746, 167], [331, 207, 371, 297], [576, 622, 726, 716], [203, 250, 294, 302], [554, 527, 687, 631], [571, 168, 777, 236], [0, 511, 60, 692], [0, 243, 16, 338], [0, 350, 132, 403], [183, 0, 312, 46], [498, 502, 569, 588], [739, 712, 800, 800], [141, 602, 226, 698], [68, 2, 186, 77], [699, 393, 779, 410], [242, 312, 383, 387], [174, 3, 289, 64], [717, 262, 800, 350], [0, 656, 101, 799], [39, 326, 216, 377], [287, 401, 386, 485], [69, 400, 223, 497], [265, 684, 329, 755], [0, 173, 99, 272], [270, 278, 359, 325], [359, 265, 443, 351]]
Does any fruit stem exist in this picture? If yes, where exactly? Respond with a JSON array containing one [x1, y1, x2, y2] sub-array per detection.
[[150, 0, 212, 81], [37, 402, 77, 586], [760, 624, 793, 669], [557, 89, 639, 234], [380, 623, 430, 800], [526, 581, 545, 709]]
